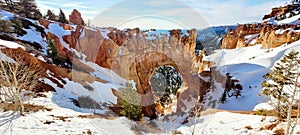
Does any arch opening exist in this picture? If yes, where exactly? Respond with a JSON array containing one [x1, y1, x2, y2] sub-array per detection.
[[150, 65, 183, 113]]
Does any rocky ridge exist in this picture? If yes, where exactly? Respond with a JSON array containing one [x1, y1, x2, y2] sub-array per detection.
[[221, 2, 300, 49]]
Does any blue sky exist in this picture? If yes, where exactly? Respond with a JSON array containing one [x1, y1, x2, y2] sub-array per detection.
[[36, 0, 288, 29]]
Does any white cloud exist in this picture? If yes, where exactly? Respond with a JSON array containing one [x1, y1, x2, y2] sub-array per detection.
[[180, 0, 286, 26]]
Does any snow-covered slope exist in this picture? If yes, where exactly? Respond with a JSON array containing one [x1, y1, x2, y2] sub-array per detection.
[[203, 38, 300, 111], [203, 0, 300, 111], [178, 111, 277, 135], [0, 91, 135, 135]]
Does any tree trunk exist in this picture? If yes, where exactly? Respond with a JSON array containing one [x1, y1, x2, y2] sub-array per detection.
[[285, 77, 299, 135], [15, 88, 24, 115], [285, 97, 294, 135]]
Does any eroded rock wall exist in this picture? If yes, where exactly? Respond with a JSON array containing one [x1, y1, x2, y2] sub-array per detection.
[[221, 23, 300, 49]]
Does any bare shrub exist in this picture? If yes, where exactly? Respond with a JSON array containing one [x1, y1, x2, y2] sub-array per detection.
[[0, 51, 42, 115]]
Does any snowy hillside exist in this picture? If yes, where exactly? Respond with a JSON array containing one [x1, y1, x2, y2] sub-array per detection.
[[203, 39, 300, 111], [0, 91, 135, 135], [201, 0, 300, 112]]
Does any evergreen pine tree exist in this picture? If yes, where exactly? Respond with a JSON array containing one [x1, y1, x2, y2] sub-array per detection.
[[58, 8, 68, 24], [120, 83, 143, 121], [32, 9, 42, 20], [11, 16, 24, 35], [44, 10, 57, 21], [46, 37, 60, 64], [261, 50, 300, 121], [18, 0, 42, 20]]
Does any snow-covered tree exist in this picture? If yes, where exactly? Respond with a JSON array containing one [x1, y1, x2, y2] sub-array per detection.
[[261, 50, 300, 135]]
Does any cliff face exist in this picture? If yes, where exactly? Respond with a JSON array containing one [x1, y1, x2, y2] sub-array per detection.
[[258, 25, 300, 48], [107, 29, 128, 46], [221, 24, 300, 49], [0, 47, 100, 94], [221, 24, 262, 49], [63, 26, 120, 69]]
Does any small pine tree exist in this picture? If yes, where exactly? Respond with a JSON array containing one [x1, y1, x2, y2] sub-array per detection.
[[46, 37, 60, 64], [262, 51, 300, 120], [120, 83, 143, 121], [58, 8, 68, 24], [32, 10, 42, 20], [261, 50, 300, 135], [44, 10, 58, 21], [11, 17, 22, 28], [10, 16, 25, 35]]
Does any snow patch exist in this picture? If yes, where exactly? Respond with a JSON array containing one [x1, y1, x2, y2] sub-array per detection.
[[99, 28, 110, 39], [0, 51, 16, 63], [244, 34, 259, 44], [15, 26, 48, 51], [253, 102, 274, 111], [0, 39, 25, 49], [37, 56, 46, 62]]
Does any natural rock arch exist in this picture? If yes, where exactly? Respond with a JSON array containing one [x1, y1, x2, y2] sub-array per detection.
[[67, 27, 202, 117], [128, 52, 182, 117], [110, 50, 202, 117]]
